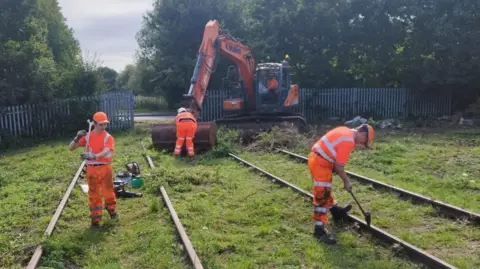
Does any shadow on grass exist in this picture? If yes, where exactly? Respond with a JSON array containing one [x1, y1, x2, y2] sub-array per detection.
[[38, 224, 115, 268]]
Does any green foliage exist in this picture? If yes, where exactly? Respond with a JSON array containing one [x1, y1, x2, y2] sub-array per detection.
[[130, 0, 480, 111], [0, 0, 109, 106], [201, 127, 241, 159]]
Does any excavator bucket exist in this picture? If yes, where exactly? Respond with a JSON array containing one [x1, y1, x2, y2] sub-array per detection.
[[151, 121, 217, 153]]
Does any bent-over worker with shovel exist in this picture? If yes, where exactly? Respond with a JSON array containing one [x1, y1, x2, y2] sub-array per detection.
[[308, 123, 375, 244], [68, 111, 119, 228]]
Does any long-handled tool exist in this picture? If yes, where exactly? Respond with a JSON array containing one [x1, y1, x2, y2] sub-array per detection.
[[85, 119, 93, 151], [348, 190, 372, 226]]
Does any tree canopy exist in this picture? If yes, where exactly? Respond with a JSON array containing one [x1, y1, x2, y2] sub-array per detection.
[[0, 0, 112, 107], [124, 0, 480, 110]]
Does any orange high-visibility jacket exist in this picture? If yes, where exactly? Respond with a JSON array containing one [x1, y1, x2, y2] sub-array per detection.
[[311, 126, 355, 166], [267, 78, 278, 90], [78, 131, 114, 165]]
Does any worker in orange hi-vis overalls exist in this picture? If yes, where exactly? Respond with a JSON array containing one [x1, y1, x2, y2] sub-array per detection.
[[309, 123, 375, 244], [68, 111, 119, 228], [174, 107, 198, 158]]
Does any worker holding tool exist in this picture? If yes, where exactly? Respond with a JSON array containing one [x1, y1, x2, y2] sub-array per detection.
[[308, 123, 375, 244], [174, 107, 198, 158], [68, 111, 119, 228]]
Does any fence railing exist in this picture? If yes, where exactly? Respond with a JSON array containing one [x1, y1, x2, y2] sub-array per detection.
[[199, 88, 452, 122], [0, 91, 135, 145]]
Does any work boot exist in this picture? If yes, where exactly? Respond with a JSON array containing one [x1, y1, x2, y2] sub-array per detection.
[[90, 221, 101, 229], [109, 212, 120, 222], [187, 156, 196, 165], [330, 204, 352, 222], [313, 225, 337, 245]]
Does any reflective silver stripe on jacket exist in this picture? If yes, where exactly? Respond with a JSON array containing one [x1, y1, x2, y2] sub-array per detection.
[[312, 131, 354, 163]]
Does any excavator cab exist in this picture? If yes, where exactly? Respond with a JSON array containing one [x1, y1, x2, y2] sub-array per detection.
[[255, 61, 300, 112]]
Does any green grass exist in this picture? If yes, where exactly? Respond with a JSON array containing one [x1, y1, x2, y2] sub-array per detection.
[[142, 151, 421, 269], [3, 125, 478, 268], [1, 125, 422, 269], [0, 130, 189, 269]]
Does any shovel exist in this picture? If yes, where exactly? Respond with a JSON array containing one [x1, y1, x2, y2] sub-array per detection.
[[348, 190, 372, 226]]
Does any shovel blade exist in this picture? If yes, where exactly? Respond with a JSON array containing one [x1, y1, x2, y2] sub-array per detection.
[[365, 212, 372, 226]]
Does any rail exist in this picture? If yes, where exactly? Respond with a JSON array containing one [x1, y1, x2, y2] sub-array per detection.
[[143, 148, 204, 269], [277, 149, 480, 224], [26, 160, 87, 269], [228, 153, 457, 269]]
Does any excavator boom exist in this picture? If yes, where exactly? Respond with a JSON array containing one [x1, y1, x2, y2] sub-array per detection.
[[185, 20, 255, 115], [151, 20, 256, 152]]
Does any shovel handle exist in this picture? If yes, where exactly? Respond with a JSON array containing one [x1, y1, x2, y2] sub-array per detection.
[[349, 191, 367, 216]]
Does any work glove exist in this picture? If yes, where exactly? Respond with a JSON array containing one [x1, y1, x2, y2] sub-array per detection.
[[73, 130, 87, 143], [76, 130, 87, 137], [81, 152, 96, 160], [344, 180, 352, 192]]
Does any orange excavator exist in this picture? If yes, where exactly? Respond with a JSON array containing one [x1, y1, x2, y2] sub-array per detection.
[[151, 20, 307, 152]]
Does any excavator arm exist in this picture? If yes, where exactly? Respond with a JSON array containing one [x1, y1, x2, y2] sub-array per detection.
[[185, 20, 256, 116]]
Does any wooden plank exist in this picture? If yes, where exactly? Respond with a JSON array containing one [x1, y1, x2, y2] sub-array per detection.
[[159, 186, 204, 269], [26, 160, 86, 269]]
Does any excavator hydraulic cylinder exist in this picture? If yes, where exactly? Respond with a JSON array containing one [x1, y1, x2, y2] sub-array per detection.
[[151, 122, 217, 153]]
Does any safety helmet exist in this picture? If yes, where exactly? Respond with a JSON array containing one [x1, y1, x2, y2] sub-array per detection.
[[177, 107, 187, 114], [93, 111, 109, 124], [357, 124, 375, 148]]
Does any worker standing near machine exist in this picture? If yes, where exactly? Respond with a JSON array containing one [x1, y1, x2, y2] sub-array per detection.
[[174, 107, 198, 158], [308, 123, 375, 244], [68, 111, 119, 228]]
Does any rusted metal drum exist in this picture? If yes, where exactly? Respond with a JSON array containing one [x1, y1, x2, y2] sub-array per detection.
[[151, 122, 217, 152]]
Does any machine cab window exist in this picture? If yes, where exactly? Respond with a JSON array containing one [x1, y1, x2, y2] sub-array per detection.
[[257, 69, 279, 94]]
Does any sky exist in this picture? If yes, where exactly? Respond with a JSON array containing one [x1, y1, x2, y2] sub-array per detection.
[[57, 0, 154, 73]]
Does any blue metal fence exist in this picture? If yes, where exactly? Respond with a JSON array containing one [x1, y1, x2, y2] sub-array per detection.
[[199, 88, 452, 122], [0, 91, 135, 144]]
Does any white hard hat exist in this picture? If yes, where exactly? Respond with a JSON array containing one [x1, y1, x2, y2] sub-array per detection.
[[177, 107, 187, 114]]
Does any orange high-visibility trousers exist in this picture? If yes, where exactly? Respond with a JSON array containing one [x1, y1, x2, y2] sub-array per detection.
[[86, 164, 116, 223], [174, 121, 197, 156], [308, 152, 337, 226]]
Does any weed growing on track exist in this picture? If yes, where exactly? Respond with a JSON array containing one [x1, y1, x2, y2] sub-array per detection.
[[239, 152, 480, 269]]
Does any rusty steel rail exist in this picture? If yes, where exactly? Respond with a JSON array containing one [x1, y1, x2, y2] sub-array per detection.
[[159, 186, 204, 269], [277, 149, 480, 224], [141, 142, 155, 169], [26, 160, 87, 269], [144, 148, 203, 268], [228, 153, 457, 269]]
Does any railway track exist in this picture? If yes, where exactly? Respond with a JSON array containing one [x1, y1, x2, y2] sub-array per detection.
[[228, 152, 460, 269], [143, 150, 204, 269], [277, 149, 480, 225], [26, 160, 87, 269]]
